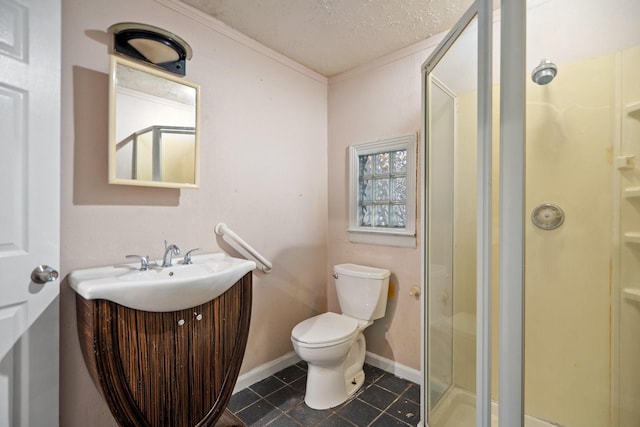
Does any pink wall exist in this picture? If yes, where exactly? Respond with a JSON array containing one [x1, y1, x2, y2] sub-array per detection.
[[59, 0, 327, 424], [327, 44, 439, 371], [58, 0, 437, 423]]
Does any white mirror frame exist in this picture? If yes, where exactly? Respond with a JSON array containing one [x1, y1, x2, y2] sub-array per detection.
[[108, 54, 201, 189]]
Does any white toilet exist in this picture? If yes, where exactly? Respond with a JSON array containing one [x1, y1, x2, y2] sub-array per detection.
[[291, 263, 390, 410]]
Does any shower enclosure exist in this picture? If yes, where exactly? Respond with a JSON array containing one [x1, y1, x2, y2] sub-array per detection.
[[422, 0, 640, 426]]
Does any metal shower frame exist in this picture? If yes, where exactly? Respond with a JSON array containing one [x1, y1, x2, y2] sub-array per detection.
[[421, 0, 527, 426]]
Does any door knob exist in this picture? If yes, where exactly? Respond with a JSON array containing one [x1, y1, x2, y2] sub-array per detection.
[[31, 265, 59, 284]]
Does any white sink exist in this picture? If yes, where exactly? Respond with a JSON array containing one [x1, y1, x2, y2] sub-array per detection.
[[69, 253, 256, 312]]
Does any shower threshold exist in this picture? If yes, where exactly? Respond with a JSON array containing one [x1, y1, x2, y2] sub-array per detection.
[[429, 387, 558, 427]]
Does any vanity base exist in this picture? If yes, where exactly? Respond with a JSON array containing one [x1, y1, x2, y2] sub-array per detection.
[[76, 273, 252, 427], [216, 409, 245, 427]]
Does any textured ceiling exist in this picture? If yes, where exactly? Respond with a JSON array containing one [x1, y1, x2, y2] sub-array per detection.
[[179, 0, 474, 76]]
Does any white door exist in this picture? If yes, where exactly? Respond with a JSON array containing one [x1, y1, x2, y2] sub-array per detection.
[[0, 0, 61, 425]]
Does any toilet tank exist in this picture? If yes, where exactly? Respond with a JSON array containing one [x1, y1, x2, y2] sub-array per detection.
[[334, 263, 391, 321]]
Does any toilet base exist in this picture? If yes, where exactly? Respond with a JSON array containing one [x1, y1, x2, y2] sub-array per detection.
[[345, 368, 365, 398], [304, 365, 365, 410], [303, 333, 367, 410]]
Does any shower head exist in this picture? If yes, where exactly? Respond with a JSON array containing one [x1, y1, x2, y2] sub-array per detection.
[[531, 59, 557, 85]]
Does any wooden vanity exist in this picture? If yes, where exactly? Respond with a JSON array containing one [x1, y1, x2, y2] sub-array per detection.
[[76, 273, 252, 426]]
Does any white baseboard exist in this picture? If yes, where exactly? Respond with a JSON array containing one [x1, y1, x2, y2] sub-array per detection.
[[233, 351, 301, 394], [233, 351, 421, 394], [364, 352, 422, 386]]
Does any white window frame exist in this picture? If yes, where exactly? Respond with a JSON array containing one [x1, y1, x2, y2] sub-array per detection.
[[348, 133, 417, 248]]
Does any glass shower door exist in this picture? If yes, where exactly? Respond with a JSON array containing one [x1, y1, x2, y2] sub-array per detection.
[[424, 8, 481, 426], [424, 1, 640, 426]]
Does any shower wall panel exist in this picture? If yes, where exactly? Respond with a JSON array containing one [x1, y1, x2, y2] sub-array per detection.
[[524, 53, 614, 427], [451, 54, 614, 426], [618, 44, 640, 427]]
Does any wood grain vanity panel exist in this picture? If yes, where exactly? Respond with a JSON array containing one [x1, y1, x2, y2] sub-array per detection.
[[76, 273, 252, 427]]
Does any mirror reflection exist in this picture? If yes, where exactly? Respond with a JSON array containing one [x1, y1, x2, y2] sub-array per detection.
[[109, 55, 200, 188]]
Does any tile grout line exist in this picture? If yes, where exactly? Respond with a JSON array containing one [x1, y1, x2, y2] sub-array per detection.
[[231, 363, 419, 427]]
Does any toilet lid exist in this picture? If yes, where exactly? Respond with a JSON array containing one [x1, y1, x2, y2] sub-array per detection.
[[291, 312, 358, 345]]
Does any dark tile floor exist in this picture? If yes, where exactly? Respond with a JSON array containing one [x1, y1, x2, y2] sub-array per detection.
[[228, 362, 421, 427]]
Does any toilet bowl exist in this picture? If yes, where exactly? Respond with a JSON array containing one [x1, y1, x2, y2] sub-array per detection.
[[291, 263, 390, 410], [291, 312, 370, 409]]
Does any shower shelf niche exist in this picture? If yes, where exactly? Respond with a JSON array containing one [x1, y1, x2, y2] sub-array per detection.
[[624, 187, 640, 198], [623, 288, 640, 302], [623, 232, 640, 244]]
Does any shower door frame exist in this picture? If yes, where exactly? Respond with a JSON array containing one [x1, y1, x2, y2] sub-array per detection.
[[496, 0, 526, 425], [421, 0, 527, 426]]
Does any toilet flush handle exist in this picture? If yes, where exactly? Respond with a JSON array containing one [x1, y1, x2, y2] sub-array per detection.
[[333, 273, 338, 279]]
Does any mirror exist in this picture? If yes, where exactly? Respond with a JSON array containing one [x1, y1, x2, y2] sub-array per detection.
[[108, 55, 200, 188]]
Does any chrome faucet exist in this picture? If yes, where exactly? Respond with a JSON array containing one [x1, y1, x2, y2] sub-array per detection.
[[182, 248, 201, 265], [126, 254, 151, 271], [162, 241, 181, 267]]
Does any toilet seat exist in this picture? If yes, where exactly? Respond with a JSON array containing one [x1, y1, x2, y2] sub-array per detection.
[[291, 312, 358, 348]]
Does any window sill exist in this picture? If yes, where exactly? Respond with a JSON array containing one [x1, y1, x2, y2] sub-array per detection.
[[347, 228, 416, 248]]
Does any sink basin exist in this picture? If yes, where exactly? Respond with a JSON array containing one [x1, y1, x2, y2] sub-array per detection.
[[69, 253, 256, 312]]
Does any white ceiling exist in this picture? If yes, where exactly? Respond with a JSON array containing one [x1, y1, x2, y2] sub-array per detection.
[[179, 0, 474, 76]]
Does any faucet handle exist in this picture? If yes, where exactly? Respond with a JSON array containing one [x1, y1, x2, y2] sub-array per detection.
[[182, 248, 201, 265], [126, 255, 150, 271]]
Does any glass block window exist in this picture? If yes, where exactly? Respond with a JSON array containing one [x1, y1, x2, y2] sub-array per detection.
[[358, 149, 407, 228], [348, 134, 417, 248]]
